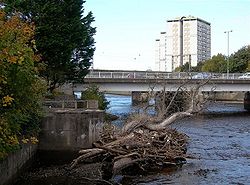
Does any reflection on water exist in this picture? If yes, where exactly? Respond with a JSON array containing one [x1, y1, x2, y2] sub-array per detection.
[[105, 94, 250, 185], [106, 94, 132, 116], [105, 94, 155, 127], [105, 94, 132, 127]]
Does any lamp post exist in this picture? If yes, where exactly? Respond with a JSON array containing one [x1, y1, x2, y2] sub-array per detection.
[[179, 16, 186, 67], [224, 30, 232, 79]]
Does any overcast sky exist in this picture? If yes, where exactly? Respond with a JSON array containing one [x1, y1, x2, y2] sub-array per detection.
[[85, 0, 250, 71]]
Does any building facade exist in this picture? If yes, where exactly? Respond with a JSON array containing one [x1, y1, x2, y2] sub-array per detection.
[[155, 16, 211, 72]]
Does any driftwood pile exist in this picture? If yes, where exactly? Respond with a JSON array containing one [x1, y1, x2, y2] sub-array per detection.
[[70, 79, 212, 179], [70, 122, 189, 178]]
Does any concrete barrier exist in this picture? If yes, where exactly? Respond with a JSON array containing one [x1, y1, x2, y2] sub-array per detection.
[[0, 105, 104, 185], [0, 144, 37, 185], [42, 100, 99, 109], [39, 109, 104, 151]]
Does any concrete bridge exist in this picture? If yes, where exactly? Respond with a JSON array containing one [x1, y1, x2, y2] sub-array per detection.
[[71, 70, 250, 93]]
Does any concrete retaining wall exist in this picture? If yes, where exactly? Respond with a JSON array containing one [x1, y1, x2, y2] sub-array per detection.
[[0, 109, 104, 184], [39, 109, 104, 151], [0, 144, 37, 185], [212, 92, 244, 101]]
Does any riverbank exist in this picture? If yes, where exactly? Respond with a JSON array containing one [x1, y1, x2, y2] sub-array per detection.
[[14, 126, 189, 185], [12, 95, 250, 184]]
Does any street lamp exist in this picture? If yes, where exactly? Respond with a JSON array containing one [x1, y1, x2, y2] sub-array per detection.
[[179, 16, 186, 66], [224, 30, 232, 79]]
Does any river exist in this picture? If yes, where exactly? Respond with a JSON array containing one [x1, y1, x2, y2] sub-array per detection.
[[105, 94, 250, 185], [15, 94, 250, 185]]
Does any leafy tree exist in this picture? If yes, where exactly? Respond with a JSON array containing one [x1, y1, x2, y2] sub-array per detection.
[[81, 85, 109, 111], [174, 62, 190, 72], [0, 10, 45, 159], [201, 46, 250, 73], [192, 61, 203, 72], [3, 0, 96, 92], [229, 45, 250, 72], [201, 54, 227, 72], [175, 61, 203, 72]]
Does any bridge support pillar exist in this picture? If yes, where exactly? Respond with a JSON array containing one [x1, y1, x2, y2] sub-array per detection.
[[155, 91, 190, 114], [132, 91, 149, 105], [244, 91, 250, 110]]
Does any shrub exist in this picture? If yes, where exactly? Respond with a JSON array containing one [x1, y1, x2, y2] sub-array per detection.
[[81, 85, 109, 110], [0, 10, 45, 159]]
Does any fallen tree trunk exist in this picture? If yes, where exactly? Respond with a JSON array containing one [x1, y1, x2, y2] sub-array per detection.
[[145, 111, 192, 131], [70, 78, 212, 180], [70, 149, 105, 169], [113, 158, 143, 175]]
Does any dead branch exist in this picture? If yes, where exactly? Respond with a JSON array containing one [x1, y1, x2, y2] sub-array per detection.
[[113, 158, 145, 175], [121, 120, 141, 134], [70, 149, 105, 169], [164, 80, 191, 115], [114, 152, 141, 161], [104, 132, 135, 147], [79, 148, 104, 155], [94, 144, 127, 155], [145, 111, 192, 131]]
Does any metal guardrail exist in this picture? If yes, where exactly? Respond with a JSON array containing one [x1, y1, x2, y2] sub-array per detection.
[[85, 71, 247, 80], [43, 100, 99, 109]]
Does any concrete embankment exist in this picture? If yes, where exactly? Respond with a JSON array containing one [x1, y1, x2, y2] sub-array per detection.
[[0, 144, 37, 185], [1, 107, 104, 185], [39, 109, 104, 151]]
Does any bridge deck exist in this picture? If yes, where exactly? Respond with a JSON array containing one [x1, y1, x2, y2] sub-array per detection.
[[72, 70, 250, 92]]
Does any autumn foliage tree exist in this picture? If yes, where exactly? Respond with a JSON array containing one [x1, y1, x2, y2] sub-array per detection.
[[0, 10, 45, 159]]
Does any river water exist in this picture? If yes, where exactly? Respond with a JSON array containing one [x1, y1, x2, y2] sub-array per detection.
[[105, 94, 250, 185]]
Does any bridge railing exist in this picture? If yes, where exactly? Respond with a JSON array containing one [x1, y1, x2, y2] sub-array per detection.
[[86, 71, 245, 80], [86, 71, 191, 79]]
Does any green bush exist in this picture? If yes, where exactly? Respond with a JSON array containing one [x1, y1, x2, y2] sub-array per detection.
[[81, 85, 109, 110]]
